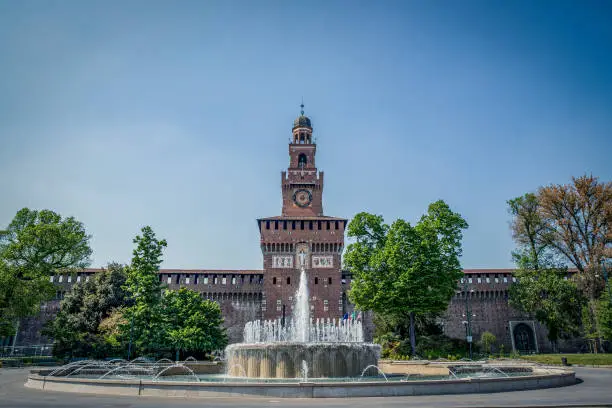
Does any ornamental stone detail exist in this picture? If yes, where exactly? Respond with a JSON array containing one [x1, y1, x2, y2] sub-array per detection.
[[272, 255, 294, 268], [312, 255, 333, 268]]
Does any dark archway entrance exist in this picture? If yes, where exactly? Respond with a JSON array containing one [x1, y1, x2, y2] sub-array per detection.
[[513, 323, 536, 353]]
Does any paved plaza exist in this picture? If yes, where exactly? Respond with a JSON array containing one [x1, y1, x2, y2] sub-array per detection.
[[0, 367, 611, 408]]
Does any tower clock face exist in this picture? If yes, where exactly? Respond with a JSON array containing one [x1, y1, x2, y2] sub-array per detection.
[[293, 189, 312, 207]]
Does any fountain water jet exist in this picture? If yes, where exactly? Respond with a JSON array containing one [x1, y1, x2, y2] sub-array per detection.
[[226, 263, 380, 379]]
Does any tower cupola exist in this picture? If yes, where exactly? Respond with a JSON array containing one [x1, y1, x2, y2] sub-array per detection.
[[292, 103, 313, 144]]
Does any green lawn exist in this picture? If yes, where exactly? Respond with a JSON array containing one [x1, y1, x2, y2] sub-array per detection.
[[520, 354, 612, 366]]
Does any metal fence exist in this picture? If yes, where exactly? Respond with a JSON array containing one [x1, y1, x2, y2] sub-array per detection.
[[0, 344, 53, 357]]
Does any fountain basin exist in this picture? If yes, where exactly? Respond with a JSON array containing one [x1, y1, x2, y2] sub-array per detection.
[[26, 365, 576, 398], [225, 342, 381, 378]]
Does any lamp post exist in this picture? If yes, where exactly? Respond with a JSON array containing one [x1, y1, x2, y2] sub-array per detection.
[[462, 279, 474, 360]]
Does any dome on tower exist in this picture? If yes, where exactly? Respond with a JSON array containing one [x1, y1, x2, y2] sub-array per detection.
[[293, 114, 312, 129], [292, 103, 312, 129]]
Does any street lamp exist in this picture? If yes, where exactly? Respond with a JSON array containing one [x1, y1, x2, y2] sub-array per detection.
[[461, 279, 475, 360]]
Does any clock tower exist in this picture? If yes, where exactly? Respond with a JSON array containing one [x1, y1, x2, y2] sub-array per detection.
[[257, 105, 347, 321]]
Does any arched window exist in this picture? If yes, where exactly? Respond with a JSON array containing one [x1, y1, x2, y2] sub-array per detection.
[[298, 153, 307, 168]]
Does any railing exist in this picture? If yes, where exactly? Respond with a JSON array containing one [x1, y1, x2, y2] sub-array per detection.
[[0, 344, 53, 357]]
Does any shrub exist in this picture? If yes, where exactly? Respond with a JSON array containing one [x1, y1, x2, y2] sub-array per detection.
[[480, 331, 497, 354]]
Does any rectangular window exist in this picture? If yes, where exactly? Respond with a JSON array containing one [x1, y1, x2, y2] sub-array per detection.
[[232, 277, 236, 285], [195, 275, 199, 284], [326, 221, 330, 230], [276, 306, 281, 311], [512, 277, 517, 283], [468, 278, 472, 283], [77, 275, 81, 282], [185, 277, 190, 284], [460, 278, 464, 283], [204, 277, 209, 284], [503, 277, 508, 283], [86, 275, 89, 282], [58, 275, 63, 283], [214, 276, 218, 284], [266, 221, 270, 229], [335, 221, 339, 229], [175, 275, 180, 284], [283, 221, 287, 230], [67, 275, 72, 283], [292, 221, 296, 229], [222, 277, 227, 285], [167, 276, 172, 284], [300, 221, 304, 230], [495, 278, 499, 283], [477, 278, 482, 283], [274, 221, 278, 230], [309, 221, 313, 230], [323, 300, 329, 305], [486, 277, 490, 283], [288, 296, 293, 301], [318, 221, 322, 230], [276, 299, 281, 305], [50, 276, 54, 282]]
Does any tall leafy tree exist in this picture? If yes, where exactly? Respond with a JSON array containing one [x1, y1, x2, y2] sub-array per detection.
[[160, 288, 227, 360], [45, 263, 129, 359], [122, 226, 167, 355], [0, 208, 91, 337], [508, 194, 586, 351], [345, 200, 468, 356], [509, 176, 612, 352]]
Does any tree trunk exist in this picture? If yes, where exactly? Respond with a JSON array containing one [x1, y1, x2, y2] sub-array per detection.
[[176, 349, 180, 362], [409, 312, 417, 357]]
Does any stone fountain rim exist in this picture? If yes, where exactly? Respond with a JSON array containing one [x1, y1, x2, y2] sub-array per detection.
[[25, 366, 576, 398]]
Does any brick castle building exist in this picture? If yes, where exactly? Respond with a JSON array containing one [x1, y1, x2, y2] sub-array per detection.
[[4, 108, 579, 354]]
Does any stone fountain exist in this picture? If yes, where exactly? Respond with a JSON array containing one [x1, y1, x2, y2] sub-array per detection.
[[226, 256, 380, 379]]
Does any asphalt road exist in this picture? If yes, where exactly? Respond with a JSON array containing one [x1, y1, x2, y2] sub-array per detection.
[[0, 367, 611, 408]]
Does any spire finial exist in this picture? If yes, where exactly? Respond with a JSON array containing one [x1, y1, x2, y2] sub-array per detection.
[[300, 97, 304, 116]]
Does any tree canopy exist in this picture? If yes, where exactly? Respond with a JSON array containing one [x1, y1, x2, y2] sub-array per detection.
[[0, 208, 91, 337], [344, 200, 468, 355], [45, 263, 130, 359], [160, 288, 227, 360], [508, 176, 611, 352]]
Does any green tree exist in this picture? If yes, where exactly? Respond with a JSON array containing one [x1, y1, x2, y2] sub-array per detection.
[[0, 208, 91, 337], [508, 194, 585, 351], [345, 200, 468, 356], [122, 226, 167, 356], [510, 264, 584, 352], [44, 263, 129, 359], [480, 331, 496, 354], [160, 288, 227, 360], [508, 177, 612, 352]]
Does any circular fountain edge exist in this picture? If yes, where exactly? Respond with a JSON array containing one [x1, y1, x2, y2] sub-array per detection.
[[26, 366, 576, 398]]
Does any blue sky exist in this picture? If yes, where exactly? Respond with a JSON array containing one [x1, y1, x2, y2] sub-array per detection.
[[1, 0, 611, 269]]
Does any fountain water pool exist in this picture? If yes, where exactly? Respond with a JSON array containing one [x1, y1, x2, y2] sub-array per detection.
[[226, 265, 381, 378]]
